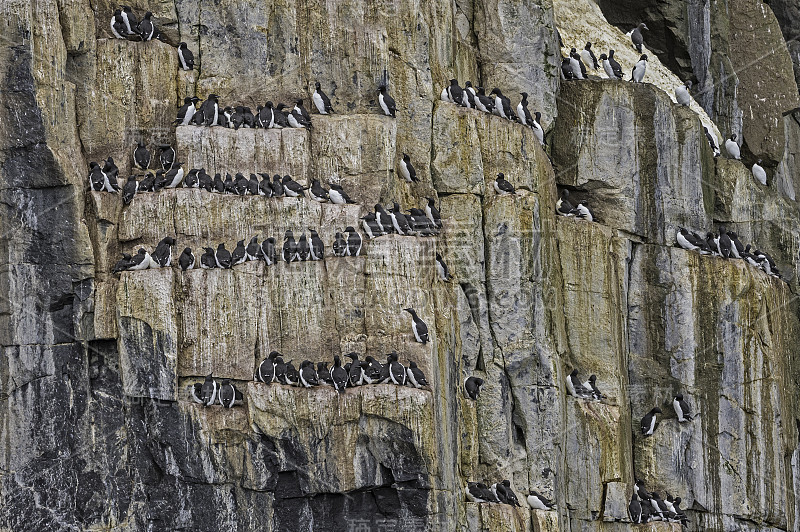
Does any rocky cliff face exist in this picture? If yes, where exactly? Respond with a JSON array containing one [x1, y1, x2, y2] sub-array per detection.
[[1, 0, 799, 531]]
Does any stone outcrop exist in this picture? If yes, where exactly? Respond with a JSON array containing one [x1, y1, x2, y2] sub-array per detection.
[[2, 0, 800, 531]]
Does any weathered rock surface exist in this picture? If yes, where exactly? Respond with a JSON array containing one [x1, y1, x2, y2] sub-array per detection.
[[2, 0, 800, 531]]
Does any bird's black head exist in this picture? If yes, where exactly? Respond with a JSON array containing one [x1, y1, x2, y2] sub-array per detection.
[[284, 230, 293, 238], [474, 378, 484, 386], [570, 369, 578, 376], [217, 242, 226, 249], [204, 247, 213, 253], [585, 42, 592, 49], [599, 53, 607, 60], [144, 11, 152, 18], [236, 239, 244, 245], [675, 394, 683, 400], [570, 47, 577, 53], [378, 85, 387, 93], [296, 99, 304, 106], [490, 88, 500, 95], [345, 352, 358, 360], [344, 226, 356, 233], [183, 247, 191, 254], [403, 307, 415, 314], [520, 91, 528, 98], [127, 175, 136, 181], [497, 172, 504, 179], [163, 237, 175, 245], [464, 81, 473, 88], [652, 407, 663, 414], [640, 54, 648, 61], [730, 134, 737, 141], [314, 81, 321, 89], [640, 23, 649, 30]]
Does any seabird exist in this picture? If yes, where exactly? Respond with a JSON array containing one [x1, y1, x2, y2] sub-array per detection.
[[230, 240, 246, 266], [120, 6, 139, 37], [199, 247, 216, 269], [270, 174, 285, 197], [260, 237, 277, 265], [676, 228, 700, 251], [215, 243, 232, 269], [200, 375, 218, 406], [566, 369, 592, 398], [516, 92, 534, 126], [101, 158, 120, 192], [378, 86, 396, 117], [330, 355, 348, 393], [177, 42, 194, 70], [569, 48, 586, 79], [307, 179, 329, 202], [561, 57, 575, 80], [571, 201, 593, 221], [282, 175, 307, 197], [386, 353, 406, 385], [178, 247, 195, 271], [752, 160, 767, 185], [494, 173, 515, 195], [273, 356, 288, 384], [256, 352, 278, 383], [631, 23, 649, 53], [634, 479, 652, 501], [641, 407, 662, 436], [110, 9, 127, 39], [489, 88, 514, 119], [495, 480, 521, 506], [725, 134, 740, 159], [464, 376, 484, 400], [133, 141, 151, 170], [675, 81, 693, 106], [474, 87, 494, 113], [284, 361, 300, 386], [126, 248, 151, 270], [361, 212, 381, 239], [629, 494, 643, 523], [158, 145, 176, 170], [199, 94, 220, 127], [345, 226, 362, 256], [333, 232, 347, 256], [190, 382, 204, 404], [299, 360, 319, 387], [531, 111, 545, 145], [527, 491, 556, 510], [150, 237, 175, 268], [631, 55, 648, 83], [403, 308, 429, 343], [673, 394, 693, 422], [218, 380, 237, 407], [328, 183, 354, 204], [582, 374, 605, 400], [424, 197, 442, 228], [312, 82, 335, 114], [704, 127, 720, 157], [374, 204, 394, 234], [399, 153, 417, 182], [581, 42, 599, 69], [136, 11, 155, 40], [608, 49, 624, 79], [297, 233, 312, 261], [345, 353, 363, 386], [163, 163, 185, 188], [406, 361, 428, 388], [122, 176, 138, 204], [309, 229, 325, 260], [282, 231, 298, 262], [728, 231, 744, 259], [717, 227, 733, 258], [435, 253, 450, 282], [447, 79, 466, 106], [465, 482, 488, 503], [112, 252, 134, 273], [556, 189, 574, 216]]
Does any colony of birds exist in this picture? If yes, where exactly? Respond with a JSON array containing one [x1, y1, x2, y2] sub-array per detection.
[[98, 9, 787, 525], [676, 226, 783, 279]]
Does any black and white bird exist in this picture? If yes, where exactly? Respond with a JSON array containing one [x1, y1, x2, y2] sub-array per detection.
[[122, 176, 138, 204], [390, 204, 412, 235], [516, 92, 534, 126], [406, 361, 428, 388], [424, 197, 442, 229], [136, 11, 156, 40], [673, 394, 693, 422], [641, 407, 662, 436], [466, 482, 489, 503], [200, 375, 218, 406], [608, 49, 625, 80], [385, 353, 406, 385], [150, 237, 175, 268], [631, 55, 648, 83], [288, 105, 312, 129], [88, 162, 105, 191], [229, 240, 246, 266], [200, 247, 216, 269], [631, 23, 649, 53], [256, 352, 278, 383], [100, 158, 120, 192], [527, 491, 556, 511], [112, 252, 134, 273], [569, 48, 587, 79], [752, 160, 767, 185], [296, 233, 311, 261], [218, 380, 237, 408], [494, 173, 515, 195], [561, 57, 575, 80], [281, 175, 307, 197], [215, 243, 232, 269], [704, 127, 720, 157], [447, 79, 466, 106], [493, 480, 521, 506], [474, 87, 494, 113], [582, 374, 605, 401], [307, 179, 329, 202], [178, 247, 195, 270], [244, 236, 261, 262], [127, 248, 152, 270], [345, 226, 362, 256], [378, 86, 396, 117], [158, 144, 176, 170], [282, 231, 298, 263], [199, 94, 221, 126], [361, 212, 381, 239], [312, 82, 334, 114], [110, 9, 127, 39], [120, 6, 139, 37], [629, 494, 643, 523], [716, 227, 733, 258], [270, 174, 285, 197], [489, 88, 513, 119], [328, 183, 355, 204], [399, 153, 417, 182], [333, 232, 347, 256], [529, 111, 545, 146], [374, 204, 394, 235], [464, 376, 484, 400], [260, 237, 277, 265], [298, 361, 319, 387], [581, 42, 599, 70], [565, 369, 593, 399], [435, 253, 450, 282], [164, 163, 185, 188], [403, 308, 429, 343], [725, 134, 741, 159], [308, 229, 325, 261], [675, 81, 693, 106], [133, 141, 151, 170], [190, 382, 204, 404], [177, 42, 194, 70], [174, 96, 200, 126]]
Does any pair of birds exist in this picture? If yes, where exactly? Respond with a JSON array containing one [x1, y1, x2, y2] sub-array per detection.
[[110, 6, 160, 41], [190, 375, 241, 408], [555, 189, 593, 221], [129, 143, 178, 170], [675, 227, 782, 278], [630, 480, 687, 524], [562, 43, 648, 83], [715, 136, 769, 185], [255, 352, 428, 392], [88, 157, 121, 193], [565, 369, 605, 401], [640, 394, 694, 436], [360, 200, 441, 239], [439, 81, 545, 145], [112, 237, 175, 272]]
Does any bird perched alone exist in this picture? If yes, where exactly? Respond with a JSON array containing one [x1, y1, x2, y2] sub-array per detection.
[[378, 85, 396, 117]]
